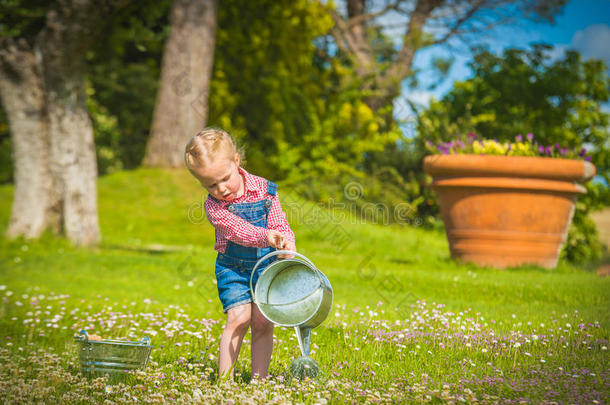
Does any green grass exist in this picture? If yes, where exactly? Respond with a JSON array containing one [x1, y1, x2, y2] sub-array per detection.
[[1, 168, 607, 326], [0, 168, 608, 403]]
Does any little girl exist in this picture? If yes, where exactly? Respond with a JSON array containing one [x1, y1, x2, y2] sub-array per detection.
[[184, 127, 296, 379]]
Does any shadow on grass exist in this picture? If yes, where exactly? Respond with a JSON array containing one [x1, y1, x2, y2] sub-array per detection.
[[389, 258, 417, 265], [99, 243, 192, 255]]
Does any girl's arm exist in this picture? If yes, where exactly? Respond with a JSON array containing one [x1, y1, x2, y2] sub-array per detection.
[[205, 198, 269, 248]]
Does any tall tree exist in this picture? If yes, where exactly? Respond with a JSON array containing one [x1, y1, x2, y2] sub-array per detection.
[[143, 0, 218, 167], [0, 0, 131, 246], [326, 0, 567, 111]]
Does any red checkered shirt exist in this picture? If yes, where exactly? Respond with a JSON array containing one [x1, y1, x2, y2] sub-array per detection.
[[204, 167, 295, 253]]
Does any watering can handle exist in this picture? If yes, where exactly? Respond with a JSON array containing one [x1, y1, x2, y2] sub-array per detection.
[[249, 250, 323, 298]]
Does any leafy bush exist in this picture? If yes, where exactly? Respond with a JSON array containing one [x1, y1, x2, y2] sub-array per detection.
[[417, 44, 610, 264]]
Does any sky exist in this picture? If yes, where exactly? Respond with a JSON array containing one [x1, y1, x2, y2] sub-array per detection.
[[397, 0, 610, 121]]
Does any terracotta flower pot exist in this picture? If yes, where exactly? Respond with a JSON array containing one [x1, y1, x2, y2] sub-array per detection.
[[423, 154, 596, 269]]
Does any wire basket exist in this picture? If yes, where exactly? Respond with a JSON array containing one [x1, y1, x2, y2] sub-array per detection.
[[74, 330, 152, 379]]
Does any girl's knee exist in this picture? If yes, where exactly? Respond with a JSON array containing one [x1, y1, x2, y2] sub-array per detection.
[[226, 305, 251, 332], [251, 311, 274, 335]]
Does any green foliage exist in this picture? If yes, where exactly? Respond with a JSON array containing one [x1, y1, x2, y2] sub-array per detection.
[[86, 0, 170, 172], [208, 0, 332, 179], [205, 1, 408, 228], [208, 0, 398, 185], [0, 0, 401, 189], [281, 92, 401, 183], [417, 44, 610, 264], [562, 181, 608, 263], [431, 55, 453, 76], [418, 44, 609, 174], [0, 0, 51, 40], [563, 193, 605, 263], [363, 138, 441, 227], [86, 84, 123, 176]]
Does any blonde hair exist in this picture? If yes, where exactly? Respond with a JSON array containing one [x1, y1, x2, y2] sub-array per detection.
[[184, 127, 245, 169]]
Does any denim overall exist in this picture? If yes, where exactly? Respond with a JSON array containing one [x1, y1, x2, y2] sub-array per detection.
[[214, 181, 278, 312]]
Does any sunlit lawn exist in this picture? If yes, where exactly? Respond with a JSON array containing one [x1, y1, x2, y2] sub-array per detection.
[[0, 168, 608, 403]]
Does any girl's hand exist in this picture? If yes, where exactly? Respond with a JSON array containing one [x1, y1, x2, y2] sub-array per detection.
[[266, 230, 296, 258], [266, 229, 285, 249], [278, 239, 296, 259]]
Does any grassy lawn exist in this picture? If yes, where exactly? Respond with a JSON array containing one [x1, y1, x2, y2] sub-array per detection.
[[0, 168, 608, 403]]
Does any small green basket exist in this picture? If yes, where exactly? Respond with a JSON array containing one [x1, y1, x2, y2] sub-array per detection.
[[74, 330, 152, 379]]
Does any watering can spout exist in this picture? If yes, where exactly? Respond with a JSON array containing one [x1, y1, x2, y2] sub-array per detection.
[[295, 326, 312, 357]]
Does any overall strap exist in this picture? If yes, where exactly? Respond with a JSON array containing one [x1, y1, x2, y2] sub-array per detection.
[[266, 180, 278, 196]]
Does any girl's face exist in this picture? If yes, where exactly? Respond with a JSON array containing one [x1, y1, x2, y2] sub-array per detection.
[[192, 154, 244, 201]]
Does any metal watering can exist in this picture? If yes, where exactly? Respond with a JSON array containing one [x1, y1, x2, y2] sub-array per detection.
[[250, 250, 332, 378]]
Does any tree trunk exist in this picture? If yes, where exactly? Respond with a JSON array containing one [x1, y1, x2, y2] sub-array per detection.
[[0, 41, 58, 238], [40, 3, 106, 246], [143, 0, 218, 167], [0, 0, 131, 246]]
